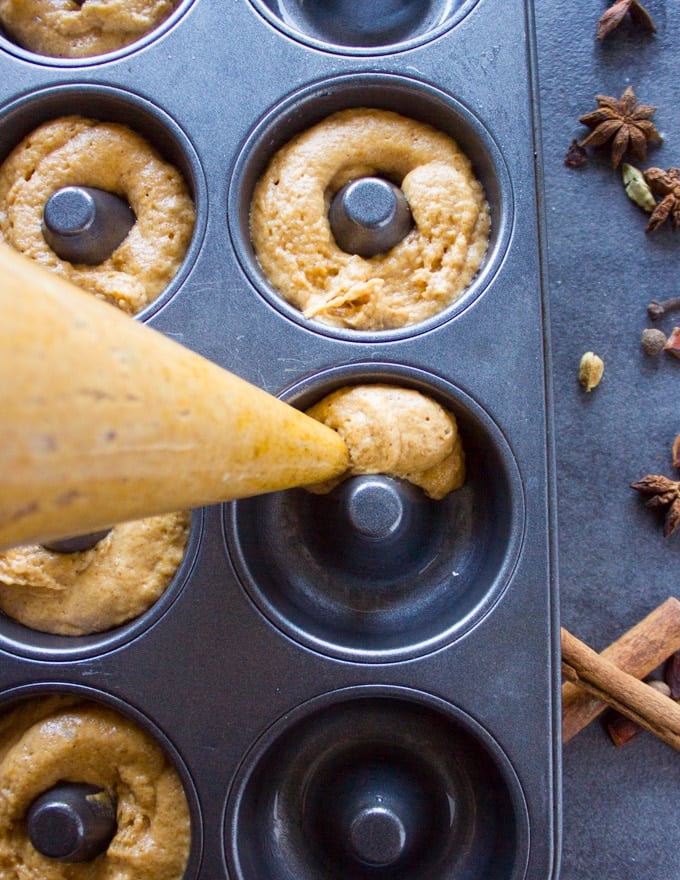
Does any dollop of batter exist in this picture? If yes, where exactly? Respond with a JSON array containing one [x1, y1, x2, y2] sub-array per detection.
[[0, 116, 195, 315], [0, 695, 191, 880], [304, 385, 465, 499], [0, 0, 180, 58], [0, 512, 190, 635], [251, 108, 490, 330]]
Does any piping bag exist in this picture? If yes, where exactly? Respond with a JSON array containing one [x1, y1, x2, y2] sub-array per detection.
[[0, 244, 350, 551]]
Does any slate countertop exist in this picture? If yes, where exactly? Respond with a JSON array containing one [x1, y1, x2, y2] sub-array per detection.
[[533, 3, 680, 878]]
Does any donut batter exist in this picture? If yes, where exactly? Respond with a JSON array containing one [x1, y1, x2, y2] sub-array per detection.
[[0, 695, 191, 879], [304, 385, 465, 499], [251, 108, 490, 330], [0, 116, 195, 315], [0, 0, 180, 58], [0, 512, 190, 635]]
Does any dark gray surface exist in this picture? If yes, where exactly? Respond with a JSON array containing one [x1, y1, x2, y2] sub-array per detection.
[[534, 3, 680, 879]]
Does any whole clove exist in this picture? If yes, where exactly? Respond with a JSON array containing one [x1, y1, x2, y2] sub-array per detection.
[[647, 297, 680, 321]]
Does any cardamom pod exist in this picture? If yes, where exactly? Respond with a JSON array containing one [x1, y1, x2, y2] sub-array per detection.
[[578, 351, 604, 392], [622, 163, 656, 212]]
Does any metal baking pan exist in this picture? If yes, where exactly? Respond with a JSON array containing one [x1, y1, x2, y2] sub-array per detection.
[[0, 1, 560, 877]]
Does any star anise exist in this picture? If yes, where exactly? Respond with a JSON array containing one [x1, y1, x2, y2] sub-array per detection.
[[643, 167, 680, 232], [631, 475, 680, 537], [596, 0, 656, 41], [579, 86, 662, 169]]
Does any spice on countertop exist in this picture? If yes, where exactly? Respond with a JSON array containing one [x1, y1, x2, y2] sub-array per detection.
[[622, 163, 656, 211], [596, 0, 656, 41], [647, 679, 672, 697], [605, 680, 673, 747], [665, 652, 680, 699], [561, 627, 680, 752], [606, 710, 643, 746], [631, 474, 680, 537], [647, 297, 680, 321], [640, 327, 667, 355], [578, 87, 662, 169], [672, 434, 680, 471], [562, 598, 680, 742], [643, 167, 680, 232], [664, 652, 680, 699], [578, 351, 604, 391], [564, 139, 589, 168], [663, 327, 680, 359]]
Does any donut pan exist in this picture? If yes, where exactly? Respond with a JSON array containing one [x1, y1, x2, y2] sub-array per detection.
[[0, 2, 560, 879]]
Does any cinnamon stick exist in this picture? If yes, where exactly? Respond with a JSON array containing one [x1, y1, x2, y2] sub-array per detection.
[[562, 597, 680, 742], [561, 627, 680, 752]]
